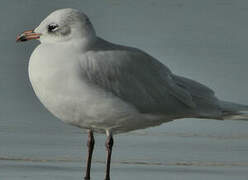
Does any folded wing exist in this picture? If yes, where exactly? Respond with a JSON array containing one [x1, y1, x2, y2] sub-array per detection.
[[79, 38, 221, 118]]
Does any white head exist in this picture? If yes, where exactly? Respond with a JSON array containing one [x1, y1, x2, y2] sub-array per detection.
[[17, 8, 96, 45]]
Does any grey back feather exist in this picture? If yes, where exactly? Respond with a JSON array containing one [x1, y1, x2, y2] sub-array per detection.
[[79, 38, 221, 117]]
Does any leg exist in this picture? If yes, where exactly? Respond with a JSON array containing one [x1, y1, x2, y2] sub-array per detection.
[[84, 129, 95, 180], [105, 131, 114, 180]]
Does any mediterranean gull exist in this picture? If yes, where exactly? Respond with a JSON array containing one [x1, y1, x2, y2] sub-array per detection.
[[16, 8, 248, 180]]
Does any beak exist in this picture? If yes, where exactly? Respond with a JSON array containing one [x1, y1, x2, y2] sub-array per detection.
[[16, 30, 42, 42]]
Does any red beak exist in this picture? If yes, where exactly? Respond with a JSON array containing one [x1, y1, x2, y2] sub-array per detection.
[[16, 30, 42, 42]]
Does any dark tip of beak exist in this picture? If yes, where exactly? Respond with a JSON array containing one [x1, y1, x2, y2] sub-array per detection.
[[16, 35, 27, 42]]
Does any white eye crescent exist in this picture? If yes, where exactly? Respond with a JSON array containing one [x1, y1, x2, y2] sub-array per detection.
[[48, 23, 59, 32]]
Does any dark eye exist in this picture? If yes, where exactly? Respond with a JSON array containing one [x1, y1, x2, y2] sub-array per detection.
[[48, 23, 59, 32]]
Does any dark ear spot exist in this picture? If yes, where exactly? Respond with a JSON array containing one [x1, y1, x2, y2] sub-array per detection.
[[60, 26, 71, 36]]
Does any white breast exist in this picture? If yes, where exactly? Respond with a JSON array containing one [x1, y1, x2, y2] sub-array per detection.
[[28, 44, 161, 133]]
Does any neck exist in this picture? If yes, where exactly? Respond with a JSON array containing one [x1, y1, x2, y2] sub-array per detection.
[[64, 34, 96, 53]]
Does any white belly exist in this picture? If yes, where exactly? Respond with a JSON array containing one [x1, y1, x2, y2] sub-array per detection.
[[28, 44, 166, 133]]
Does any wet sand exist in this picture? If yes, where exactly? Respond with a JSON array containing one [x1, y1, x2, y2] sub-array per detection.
[[1, 119, 248, 180]]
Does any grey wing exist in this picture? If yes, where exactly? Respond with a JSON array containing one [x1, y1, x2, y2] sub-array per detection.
[[80, 47, 198, 116], [172, 75, 222, 117]]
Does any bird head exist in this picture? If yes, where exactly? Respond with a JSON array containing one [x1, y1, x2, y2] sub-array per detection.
[[16, 8, 96, 44]]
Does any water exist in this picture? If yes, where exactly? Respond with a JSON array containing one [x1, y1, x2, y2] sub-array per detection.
[[1, 0, 248, 179]]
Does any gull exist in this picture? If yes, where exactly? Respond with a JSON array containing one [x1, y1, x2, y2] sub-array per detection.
[[16, 8, 248, 180]]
